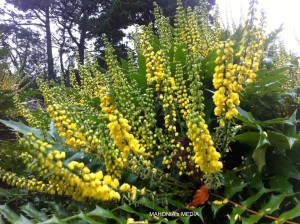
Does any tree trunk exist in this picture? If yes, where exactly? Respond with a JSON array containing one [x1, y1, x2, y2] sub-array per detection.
[[78, 13, 87, 65], [45, 6, 55, 81]]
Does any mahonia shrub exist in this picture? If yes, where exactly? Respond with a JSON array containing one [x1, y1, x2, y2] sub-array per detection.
[[0, 0, 266, 204]]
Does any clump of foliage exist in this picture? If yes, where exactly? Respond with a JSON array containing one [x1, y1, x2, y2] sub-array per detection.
[[0, 0, 300, 223]]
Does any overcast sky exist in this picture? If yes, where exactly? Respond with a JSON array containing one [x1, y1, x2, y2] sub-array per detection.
[[1, 0, 300, 55], [216, 0, 300, 54]]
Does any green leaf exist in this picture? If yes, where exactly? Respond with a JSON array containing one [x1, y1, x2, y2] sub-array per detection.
[[267, 154, 300, 179], [64, 152, 85, 165], [117, 204, 150, 219], [39, 216, 65, 224], [87, 206, 124, 224], [269, 177, 293, 194], [259, 194, 286, 214], [137, 51, 146, 77], [0, 119, 43, 139], [0, 204, 19, 223], [252, 146, 267, 172], [230, 207, 245, 224], [242, 187, 273, 208], [136, 197, 168, 212], [224, 180, 247, 199], [168, 199, 184, 208], [277, 202, 300, 222], [179, 216, 190, 224], [20, 202, 48, 222], [234, 132, 260, 148], [267, 131, 291, 153], [256, 131, 270, 149], [14, 215, 34, 224], [187, 207, 204, 222], [236, 107, 258, 128], [77, 212, 102, 224], [0, 188, 12, 199], [49, 121, 64, 143], [121, 170, 138, 185], [241, 213, 262, 224], [174, 44, 187, 63], [0, 215, 4, 224]]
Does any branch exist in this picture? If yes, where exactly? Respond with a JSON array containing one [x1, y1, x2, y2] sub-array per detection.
[[32, 9, 46, 24], [210, 192, 298, 224], [66, 22, 79, 46]]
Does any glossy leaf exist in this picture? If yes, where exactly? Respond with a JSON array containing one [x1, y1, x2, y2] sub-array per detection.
[[20, 203, 48, 222], [277, 203, 300, 222], [234, 132, 260, 148], [136, 197, 168, 212], [0, 119, 43, 139], [87, 206, 124, 224], [267, 131, 297, 152], [0, 204, 19, 223], [252, 146, 267, 173]]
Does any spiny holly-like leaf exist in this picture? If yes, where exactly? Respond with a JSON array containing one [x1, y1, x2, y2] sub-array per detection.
[[234, 132, 260, 148], [187, 207, 204, 222], [277, 202, 300, 223], [259, 194, 287, 214], [14, 215, 33, 224], [0, 215, 4, 224], [0, 119, 43, 139], [77, 212, 102, 224], [49, 121, 64, 143], [0, 204, 19, 223], [242, 187, 273, 208], [137, 197, 168, 212], [224, 182, 248, 199], [236, 107, 258, 128], [179, 216, 190, 224], [267, 154, 300, 179], [87, 206, 124, 224], [39, 216, 65, 224], [267, 131, 297, 153], [269, 177, 294, 193], [223, 171, 248, 199], [20, 202, 48, 222], [117, 204, 150, 219], [252, 146, 267, 172]]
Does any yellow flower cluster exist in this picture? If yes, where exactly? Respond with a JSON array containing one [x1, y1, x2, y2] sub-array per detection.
[[65, 160, 121, 201], [213, 41, 240, 124], [0, 168, 53, 193], [47, 104, 89, 150], [13, 95, 41, 128], [174, 0, 220, 59], [99, 87, 145, 159], [187, 120, 223, 173], [175, 63, 189, 119], [120, 183, 145, 201], [19, 133, 123, 201], [213, 1, 265, 125], [107, 114, 144, 157]]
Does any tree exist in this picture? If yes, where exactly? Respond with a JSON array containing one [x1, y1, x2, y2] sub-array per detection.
[[0, 24, 46, 75], [4, 0, 56, 80], [52, 0, 107, 65], [91, 0, 216, 49]]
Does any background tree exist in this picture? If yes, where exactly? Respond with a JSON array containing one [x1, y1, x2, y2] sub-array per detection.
[[92, 0, 216, 50], [4, 0, 55, 80], [0, 24, 46, 76]]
